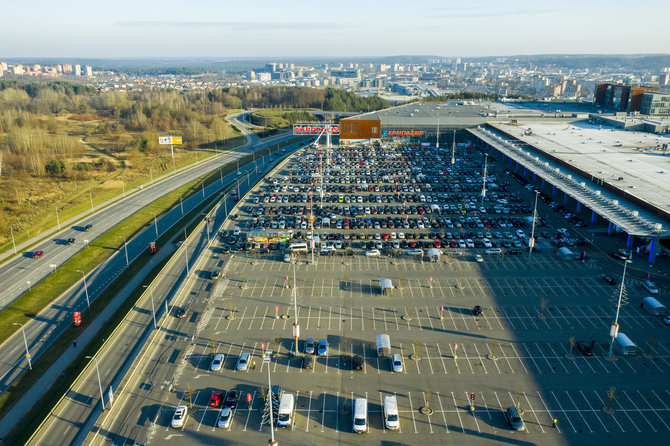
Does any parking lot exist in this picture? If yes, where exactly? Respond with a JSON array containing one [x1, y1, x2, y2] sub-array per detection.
[[132, 142, 669, 446]]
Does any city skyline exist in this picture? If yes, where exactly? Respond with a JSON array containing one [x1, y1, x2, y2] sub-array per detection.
[[3, 0, 670, 58]]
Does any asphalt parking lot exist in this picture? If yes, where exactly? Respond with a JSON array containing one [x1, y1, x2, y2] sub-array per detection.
[[109, 143, 670, 446]]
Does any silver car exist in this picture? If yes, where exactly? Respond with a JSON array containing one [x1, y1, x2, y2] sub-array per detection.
[[236, 352, 250, 371]]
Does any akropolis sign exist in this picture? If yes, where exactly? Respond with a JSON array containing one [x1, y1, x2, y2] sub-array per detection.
[[293, 124, 340, 134]]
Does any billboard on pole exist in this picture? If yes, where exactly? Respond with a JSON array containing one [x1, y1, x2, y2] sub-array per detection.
[[159, 136, 183, 145]]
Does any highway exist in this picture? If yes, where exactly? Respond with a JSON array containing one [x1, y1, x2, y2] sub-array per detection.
[[26, 141, 301, 446], [0, 117, 307, 400]]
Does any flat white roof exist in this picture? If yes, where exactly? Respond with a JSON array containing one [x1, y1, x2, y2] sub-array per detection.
[[493, 122, 670, 214]]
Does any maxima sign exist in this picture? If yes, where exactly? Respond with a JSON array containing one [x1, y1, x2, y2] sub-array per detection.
[[158, 136, 182, 145], [293, 125, 339, 135]]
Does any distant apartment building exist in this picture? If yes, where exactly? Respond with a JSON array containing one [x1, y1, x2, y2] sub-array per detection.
[[12, 65, 24, 75], [62, 64, 73, 73], [640, 92, 670, 115], [74, 64, 81, 76], [85, 65, 93, 76], [594, 83, 658, 111]]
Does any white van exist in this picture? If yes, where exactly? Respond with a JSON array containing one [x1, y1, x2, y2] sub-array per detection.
[[276, 393, 294, 428], [233, 227, 241, 236], [288, 242, 308, 253], [383, 395, 400, 430], [352, 398, 368, 433]]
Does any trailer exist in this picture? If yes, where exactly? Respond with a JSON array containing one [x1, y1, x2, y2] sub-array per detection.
[[558, 246, 573, 261], [376, 334, 391, 357], [614, 332, 638, 356], [380, 279, 393, 296], [642, 296, 667, 316]]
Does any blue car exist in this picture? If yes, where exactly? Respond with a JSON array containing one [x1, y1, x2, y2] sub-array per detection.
[[317, 339, 328, 356]]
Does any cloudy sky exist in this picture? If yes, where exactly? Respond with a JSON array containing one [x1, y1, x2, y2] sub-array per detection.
[[2, 0, 668, 58]]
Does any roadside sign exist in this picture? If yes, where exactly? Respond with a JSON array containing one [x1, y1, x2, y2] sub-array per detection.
[[470, 393, 475, 401], [74, 312, 81, 327], [275, 306, 279, 313], [609, 323, 619, 338], [454, 343, 459, 351], [429, 276, 433, 282], [293, 323, 300, 338], [440, 306, 444, 312], [247, 393, 252, 403], [26, 353, 31, 359]]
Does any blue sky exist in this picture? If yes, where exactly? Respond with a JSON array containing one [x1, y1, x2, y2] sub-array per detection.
[[2, 0, 669, 58]]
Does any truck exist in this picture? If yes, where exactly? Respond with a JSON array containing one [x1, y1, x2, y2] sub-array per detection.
[[642, 296, 667, 316], [376, 334, 391, 357], [613, 332, 638, 356], [558, 246, 573, 261]]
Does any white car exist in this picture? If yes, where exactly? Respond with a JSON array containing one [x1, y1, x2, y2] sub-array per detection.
[[474, 254, 484, 263], [457, 240, 467, 249], [236, 353, 250, 371], [397, 232, 405, 239], [465, 239, 475, 248], [486, 248, 502, 255], [515, 230, 525, 239], [391, 353, 403, 373], [365, 249, 381, 257], [171, 405, 188, 428], [482, 238, 492, 248], [210, 353, 225, 372], [217, 407, 233, 428], [407, 249, 424, 256], [642, 280, 659, 295]]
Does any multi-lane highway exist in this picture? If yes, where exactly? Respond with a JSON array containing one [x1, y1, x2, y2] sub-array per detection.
[[25, 140, 302, 446], [0, 118, 307, 401]]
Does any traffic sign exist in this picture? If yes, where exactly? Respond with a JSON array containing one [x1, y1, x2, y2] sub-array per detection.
[[247, 393, 252, 403], [293, 323, 300, 338], [440, 306, 444, 312], [429, 276, 433, 282], [470, 393, 475, 401], [26, 353, 31, 359], [455, 343, 459, 350]]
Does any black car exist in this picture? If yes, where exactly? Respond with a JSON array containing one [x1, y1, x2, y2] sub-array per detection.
[[65, 237, 76, 245], [473, 305, 483, 316], [224, 390, 240, 409], [302, 355, 313, 369], [175, 306, 187, 318], [83, 223, 93, 232], [353, 355, 364, 371], [575, 341, 593, 356], [602, 275, 616, 285]]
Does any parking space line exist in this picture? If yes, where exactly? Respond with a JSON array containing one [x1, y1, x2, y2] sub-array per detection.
[[393, 307, 400, 330], [422, 307, 434, 330], [423, 344, 434, 374], [491, 308, 505, 329], [451, 392, 465, 433], [485, 343, 503, 374], [436, 391, 448, 432], [457, 307, 470, 331], [422, 392, 434, 433], [360, 306, 365, 331], [435, 343, 448, 374], [523, 392, 544, 433], [508, 343, 528, 373], [547, 343, 571, 374], [564, 390, 593, 433], [637, 390, 670, 430], [564, 306, 586, 329], [534, 342, 556, 374], [248, 306, 258, 330], [407, 391, 418, 433], [581, 390, 608, 432], [620, 390, 657, 432], [573, 306, 599, 329], [464, 391, 481, 432], [537, 391, 560, 433], [472, 343, 488, 374], [236, 306, 248, 330], [521, 306, 540, 329], [447, 306, 458, 330], [480, 391, 493, 423], [449, 344, 461, 374], [519, 343, 542, 374], [499, 307, 518, 329]]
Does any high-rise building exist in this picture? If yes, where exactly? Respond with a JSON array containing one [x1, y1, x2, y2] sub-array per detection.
[[85, 65, 93, 76], [74, 64, 81, 76], [640, 92, 670, 115], [594, 83, 658, 111]]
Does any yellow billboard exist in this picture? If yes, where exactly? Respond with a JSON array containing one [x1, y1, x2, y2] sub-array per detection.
[[172, 136, 182, 145]]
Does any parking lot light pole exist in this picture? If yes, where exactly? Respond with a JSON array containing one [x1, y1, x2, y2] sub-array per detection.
[[13, 322, 31, 370], [608, 259, 632, 358], [528, 191, 540, 262], [451, 130, 456, 165], [86, 356, 105, 412], [77, 270, 90, 309], [262, 345, 276, 445], [292, 260, 299, 357]]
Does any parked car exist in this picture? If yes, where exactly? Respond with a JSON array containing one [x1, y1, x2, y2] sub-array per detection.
[[171, 405, 188, 428], [365, 249, 381, 257], [602, 275, 616, 286], [473, 305, 483, 316], [224, 390, 240, 409], [391, 353, 403, 373], [210, 353, 225, 372], [317, 339, 328, 356], [642, 280, 659, 295], [302, 355, 313, 369], [217, 407, 233, 428], [209, 390, 223, 407], [304, 337, 315, 355], [474, 254, 483, 263], [353, 355, 364, 371], [175, 306, 187, 318], [575, 342, 593, 356], [505, 406, 526, 431], [236, 353, 250, 371], [211, 269, 221, 280]]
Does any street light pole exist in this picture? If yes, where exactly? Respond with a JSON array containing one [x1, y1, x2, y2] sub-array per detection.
[[152, 212, 158, 238], [143, 285, 157, 329], [13, 322, 31, 370], [263, 345, 276, 446], [528, 191, 539, 262], [481, 154, 488, 208], [292, 260, 299, 357], [451, 130, 456, 165], [608, 259, 632, 358], [56, 205, 61, 231], [86, 356, 105, 412], [118, 236, 128, 268], [77, 270, 90, 308], [10, 225, 17, 255]]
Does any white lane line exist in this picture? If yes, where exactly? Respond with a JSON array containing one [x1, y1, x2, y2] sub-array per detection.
[[523, 392, 544, 433], [537, 391, 560, 433], [485, 343, 502, 374], [243, 391, 257, 431], [436, 343, 448, 374], [436, 391, 449, 432], [449, 343, 461, 374], [320, 392, 327, 432], [473, 343, 488, 374], [579, 390, 607, 432], [564, 390, 592, 433], [465, 391, 481, 433], [424, 344, 434, 374], [549, 391, 577, 433], [637, 390, 670, 430], [460, 344, 475, 374], [422, 392, 434, 433], [451, 391, 465, 433], [407, 391, 418, 433], [591, 390, 625, 432]]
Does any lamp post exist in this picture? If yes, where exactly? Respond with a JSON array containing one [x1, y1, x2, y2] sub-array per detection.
[[77, 270, 90, 309], [261, 344, 276, 445], [451, 130, 456, 165], [117, 236, 128, 268], [13, 322, 31, 370], [85, 356, 105, 412], [481, 154, 488, 208], [143, 285, 157, 329], [292, 260, 299, 357], [608, 259, 632, 358], [56, 205, 61, 231], [528, 191, 540, 262], [10, 225, 17, 255], [152, 212, 158, 238]]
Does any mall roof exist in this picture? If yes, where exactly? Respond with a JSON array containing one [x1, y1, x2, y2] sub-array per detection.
[[468, 123, 670, 237]]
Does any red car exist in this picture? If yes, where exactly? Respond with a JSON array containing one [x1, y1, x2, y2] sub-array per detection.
[[209, 391, 223, 407], [32, 250, 44, 259], [232, 196, 239, 201], [433, 240, 442, 248]]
